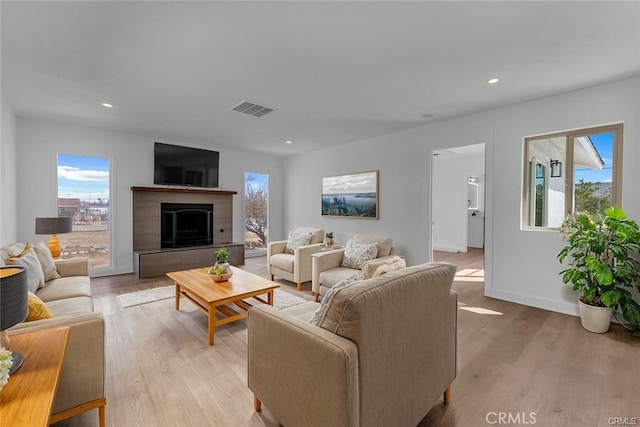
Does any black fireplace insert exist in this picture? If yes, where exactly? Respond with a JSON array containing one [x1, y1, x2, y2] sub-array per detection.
[[161, 203, 213, 248]]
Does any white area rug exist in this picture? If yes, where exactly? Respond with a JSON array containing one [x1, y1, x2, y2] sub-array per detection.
[[117, 285, 307, 309]]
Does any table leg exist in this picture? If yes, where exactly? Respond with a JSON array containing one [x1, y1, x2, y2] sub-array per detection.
[[175, 283, 180, 310], [208, 303, 215, 345], [267, 290, 274, 305]]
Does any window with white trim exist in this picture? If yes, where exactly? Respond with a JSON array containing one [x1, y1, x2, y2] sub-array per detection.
[[522, 124, 622, 229]]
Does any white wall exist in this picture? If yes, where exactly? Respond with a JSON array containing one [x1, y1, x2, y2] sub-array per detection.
[[285, 76, 640, 318], [0, 94, 18, 246], [15, 118, 285, 275], [432, 153, 485, 252]]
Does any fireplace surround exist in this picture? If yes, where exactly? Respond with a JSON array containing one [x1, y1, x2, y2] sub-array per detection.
[[132, 186, 244, 277]]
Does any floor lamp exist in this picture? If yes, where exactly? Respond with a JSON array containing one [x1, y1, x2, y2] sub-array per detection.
[[35, 216, 73, 258], [0, 266, 28, 375]]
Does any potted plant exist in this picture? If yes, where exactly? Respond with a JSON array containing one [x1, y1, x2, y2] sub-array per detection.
[[209, 248, 233, 282], [558, 206, 640, 332], [325, 232, 335, 248]]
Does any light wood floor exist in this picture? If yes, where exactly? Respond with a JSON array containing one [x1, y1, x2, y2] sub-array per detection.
[[52, 252, 640, 427]]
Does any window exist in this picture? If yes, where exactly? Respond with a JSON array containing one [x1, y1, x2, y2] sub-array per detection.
[[523, 124, 622, 229], [244, 172, 269, 256], [57, 154, 111, 268]]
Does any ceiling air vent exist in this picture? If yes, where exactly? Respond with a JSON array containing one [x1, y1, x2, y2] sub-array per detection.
[[232, 100, 275, 118]]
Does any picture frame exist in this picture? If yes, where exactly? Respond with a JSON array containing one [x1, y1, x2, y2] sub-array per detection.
[[321, 170, 379, 219]]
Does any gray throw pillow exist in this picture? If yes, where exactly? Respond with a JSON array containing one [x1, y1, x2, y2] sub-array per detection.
[[341, 240, 379, 270], [285, 231, 312, 254]]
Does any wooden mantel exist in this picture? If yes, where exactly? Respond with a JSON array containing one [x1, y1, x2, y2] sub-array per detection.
[[131, 186, 237, 196]]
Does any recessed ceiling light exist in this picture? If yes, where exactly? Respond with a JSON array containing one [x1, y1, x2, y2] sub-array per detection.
[[487, 78, 500, 85], [101, 102, 113, 108], [422, 114, 434, 120], [286, 140, 292, 144]]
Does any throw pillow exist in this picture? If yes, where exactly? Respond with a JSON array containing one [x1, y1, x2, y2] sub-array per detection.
[[285, 230, 312, 254], [32, 241, 61, 282], [340, 240, 379, 270], [26, 291, 54, 321], [5, 244, 46, 293], [309, 271, 364, 326]]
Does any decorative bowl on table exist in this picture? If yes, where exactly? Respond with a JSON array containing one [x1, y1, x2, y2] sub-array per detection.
[[208, 272, 233, 282], [208, 263, 233, 282]]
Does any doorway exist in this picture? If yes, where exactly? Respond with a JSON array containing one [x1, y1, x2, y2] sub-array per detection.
[[431, 144, 486, 282]]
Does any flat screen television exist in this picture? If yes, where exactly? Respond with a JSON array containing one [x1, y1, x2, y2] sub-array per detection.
[[154, 142, 219, 188]]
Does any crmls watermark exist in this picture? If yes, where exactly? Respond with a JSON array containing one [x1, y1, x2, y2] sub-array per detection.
[[486, 412, 537, 425], [608, 417, 638, 425]]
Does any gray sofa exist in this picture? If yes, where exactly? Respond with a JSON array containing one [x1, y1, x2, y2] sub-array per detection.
[[2, 242, 106, 427], [248, 262, 458, 427]]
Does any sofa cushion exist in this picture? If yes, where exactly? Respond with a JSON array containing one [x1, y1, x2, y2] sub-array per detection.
[[319, 266, 361, 289], [36, 276, 92, 302], [47, 297, 93, 316], [341, 240, 378, 270], [5, 244, 45, 292], [282, 301, 321, 323], [27, 291, 54, 321], [270, 253, 295, 273], [32, 241, 61, 282], [46, 296, 94, 316], [285, 230, 312, 254]]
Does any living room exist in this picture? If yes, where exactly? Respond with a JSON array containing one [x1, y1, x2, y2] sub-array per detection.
[[2, 2, 640, 426]]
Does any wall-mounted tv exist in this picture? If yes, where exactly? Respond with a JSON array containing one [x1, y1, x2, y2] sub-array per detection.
[[154, 142, 219, 188]]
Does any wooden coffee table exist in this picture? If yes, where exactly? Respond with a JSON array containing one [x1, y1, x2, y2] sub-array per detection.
[[167, 266, 279, 345]]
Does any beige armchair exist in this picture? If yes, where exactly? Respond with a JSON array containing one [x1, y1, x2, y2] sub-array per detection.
[[311, 234, 394, 301], [248, 262, 458, 427], [267, 227, 324, 290]]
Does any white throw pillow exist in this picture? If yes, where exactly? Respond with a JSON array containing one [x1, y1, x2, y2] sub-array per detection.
[[285, 230, 312, 254], [341, 240, 379, 270], [5, 244, 45, 293], [309, 271, 364, 326], [32, 241, 61, 282]]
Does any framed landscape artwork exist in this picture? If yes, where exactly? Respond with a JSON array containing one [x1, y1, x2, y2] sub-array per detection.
[[321, 170, 379, 219]]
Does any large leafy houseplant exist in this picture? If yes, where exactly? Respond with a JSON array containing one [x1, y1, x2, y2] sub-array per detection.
[[558, 206, 640, 330]]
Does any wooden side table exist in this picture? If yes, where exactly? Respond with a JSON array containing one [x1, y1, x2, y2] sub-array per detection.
[[0, 327, 70, 427]]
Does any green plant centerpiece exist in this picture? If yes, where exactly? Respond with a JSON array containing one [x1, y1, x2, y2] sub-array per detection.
[[209, 248, 233, 282], [325, 231, 334, 247], [558, 206, 640, 331]]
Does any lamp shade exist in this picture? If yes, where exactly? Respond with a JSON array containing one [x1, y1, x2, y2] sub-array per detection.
[[0, 266, 28, 331], [35, 217, 73, 235]]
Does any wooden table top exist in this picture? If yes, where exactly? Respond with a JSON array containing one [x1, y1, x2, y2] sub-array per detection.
[[166, 266, 279, 303], [1, 326, 70, 427]]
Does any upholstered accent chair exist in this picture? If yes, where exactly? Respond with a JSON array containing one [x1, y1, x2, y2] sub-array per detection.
[[248, 262, 458, 427], [311, 234, 394, 301], [267, 227, 325, 290]]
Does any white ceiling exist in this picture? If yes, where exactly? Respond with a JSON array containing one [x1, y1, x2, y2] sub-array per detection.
[[2, 1, 639, 157]]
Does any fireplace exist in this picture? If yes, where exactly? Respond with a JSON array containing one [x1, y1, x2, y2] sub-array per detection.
[[161, 203, 213, 248]]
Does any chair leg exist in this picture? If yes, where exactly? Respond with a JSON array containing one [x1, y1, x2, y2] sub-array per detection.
[[297, 282, 302, 291], [254, 395, 262, 412], [444, 385, 451, 405], [314, 292, 319, 302], [270, 274, 274, 281]]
